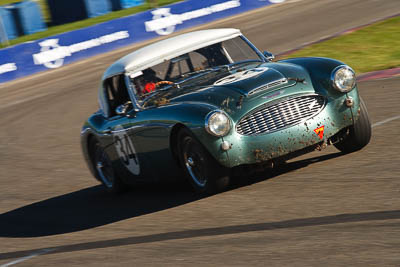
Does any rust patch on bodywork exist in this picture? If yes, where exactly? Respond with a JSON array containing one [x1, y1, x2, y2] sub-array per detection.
[[236, 96, 244, 109], [254, 145, 288, 162], [304, 122, 310, 131], [221, 97, 231, 107], [315, 142, 327, 151], [153, 97, 170, 106], [221, 97, 235, 113], [254, 149, 272, 162]]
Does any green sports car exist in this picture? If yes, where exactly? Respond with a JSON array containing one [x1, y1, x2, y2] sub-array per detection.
[[81, 28, 371, 194]]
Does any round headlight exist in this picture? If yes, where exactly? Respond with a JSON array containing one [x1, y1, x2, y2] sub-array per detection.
[[205, 111, 231, 137], [331, 66, 356, 92]]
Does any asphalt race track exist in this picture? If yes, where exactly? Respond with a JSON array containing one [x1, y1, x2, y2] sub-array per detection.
[[1, 0, 400, 265]]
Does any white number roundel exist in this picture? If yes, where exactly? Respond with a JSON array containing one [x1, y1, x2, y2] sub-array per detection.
[[113, 128, 140, 175], [214, 67, 269, 86]]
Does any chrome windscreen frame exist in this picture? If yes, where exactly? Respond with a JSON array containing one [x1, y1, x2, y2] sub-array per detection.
[[98, 82, 109, 117], [239, 35, 268, 63], [124, 74, 142, 112]]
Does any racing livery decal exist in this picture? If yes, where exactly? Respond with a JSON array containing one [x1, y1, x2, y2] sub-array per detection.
[[314, 125, 325, 140], [214, 67, 269, 85], [113, 127, 140, 175]]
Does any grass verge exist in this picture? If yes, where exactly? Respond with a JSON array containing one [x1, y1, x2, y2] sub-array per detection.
[[281, 16, 400, 74]]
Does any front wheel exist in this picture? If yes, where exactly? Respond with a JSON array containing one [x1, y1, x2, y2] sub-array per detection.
[[89, 138, 126, 193], [334, 97, 371, 153], [177, 129, 230, 195]]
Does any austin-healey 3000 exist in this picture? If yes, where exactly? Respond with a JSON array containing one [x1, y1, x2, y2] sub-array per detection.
[[81, 28, 371, 194]]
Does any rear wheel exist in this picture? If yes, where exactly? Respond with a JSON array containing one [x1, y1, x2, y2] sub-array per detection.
[[89, 138, 126, 193], [177, 129, 230, 195], [334, 97, 371, 153]]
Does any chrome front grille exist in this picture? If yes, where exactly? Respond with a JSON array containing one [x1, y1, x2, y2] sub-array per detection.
[[236, 94, 326, 136]]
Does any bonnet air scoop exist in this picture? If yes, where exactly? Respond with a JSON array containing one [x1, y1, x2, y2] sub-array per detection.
[[247, 78, 288, 96]]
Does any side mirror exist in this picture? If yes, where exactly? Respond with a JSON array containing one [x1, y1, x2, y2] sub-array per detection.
[[263, 51, 275, 61], [115, 101, 133, 117]]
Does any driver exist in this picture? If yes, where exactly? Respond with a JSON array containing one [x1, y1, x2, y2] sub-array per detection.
[[142, 68, 161, 94]]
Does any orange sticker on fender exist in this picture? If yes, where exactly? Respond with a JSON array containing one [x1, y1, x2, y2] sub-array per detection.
[[314, 126, 325, 140]]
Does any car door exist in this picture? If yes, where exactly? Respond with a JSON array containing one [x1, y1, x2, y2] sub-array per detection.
[[111, 119, 141, 179], [107, 110, 167, 184], [101, 75, 146, 183]]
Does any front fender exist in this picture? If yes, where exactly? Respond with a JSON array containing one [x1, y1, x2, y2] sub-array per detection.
[[280, 56, 361, 122], [279, 57, 347, 95], [146, 102, 231, 167]]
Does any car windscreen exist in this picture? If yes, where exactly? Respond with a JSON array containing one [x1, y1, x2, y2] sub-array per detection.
[[129, 36, 263, 106]]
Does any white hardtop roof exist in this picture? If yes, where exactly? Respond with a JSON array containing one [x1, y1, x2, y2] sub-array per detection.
[[102, 28, 242, 81]]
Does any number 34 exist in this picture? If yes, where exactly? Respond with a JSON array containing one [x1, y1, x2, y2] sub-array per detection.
[[114, 133, 140, 175]]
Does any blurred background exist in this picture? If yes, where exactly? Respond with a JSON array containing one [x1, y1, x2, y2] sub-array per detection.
[[0, 0, 177, 46]]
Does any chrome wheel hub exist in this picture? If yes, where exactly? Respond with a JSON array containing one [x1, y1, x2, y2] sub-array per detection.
[[187, 157, 195, 167], [183, 141, 207, 188], [95, 150, 114, 189]]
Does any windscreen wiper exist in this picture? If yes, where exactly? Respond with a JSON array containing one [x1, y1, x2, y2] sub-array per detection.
[[227, 60, 263, 71], [180, 67, 216, 78]]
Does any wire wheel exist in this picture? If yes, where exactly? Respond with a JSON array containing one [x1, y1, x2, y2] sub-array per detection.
[[177, 128, 230, 194], [334, 97, 371, 153], [94, 144, 115, 189], [89, 138, 125, 193], [182, 135, 209, 188]]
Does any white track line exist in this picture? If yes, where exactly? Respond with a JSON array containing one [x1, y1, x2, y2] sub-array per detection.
[[372, 115, 400, 128], [0, 249, 54, 267]]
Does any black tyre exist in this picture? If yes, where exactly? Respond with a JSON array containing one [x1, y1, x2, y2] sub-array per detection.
[[334, 97, 371, 153], [89, 138, 126, 193], [177, 128, 230, 195]]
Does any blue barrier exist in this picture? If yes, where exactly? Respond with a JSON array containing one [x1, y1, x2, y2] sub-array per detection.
[[13, 1, 47, 35], [85, 0, 112, 18], [111, 0, 145, 11], [0, 6, 18, 40], [0, 0, 283, 83], [47, 0, 87, 25]]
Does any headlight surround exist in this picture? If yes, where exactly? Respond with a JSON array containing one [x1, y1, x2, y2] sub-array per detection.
[[205, 110, 231, 137], [331, 65, 356, 92]]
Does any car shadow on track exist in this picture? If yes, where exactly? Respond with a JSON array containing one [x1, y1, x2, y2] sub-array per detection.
[[0, 152, 343, 238]]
